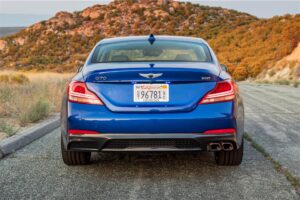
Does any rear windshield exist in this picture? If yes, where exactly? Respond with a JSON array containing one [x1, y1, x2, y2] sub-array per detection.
[[91, 40, 212, 63]]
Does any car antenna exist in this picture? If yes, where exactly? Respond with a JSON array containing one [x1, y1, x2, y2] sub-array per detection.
[[148, 34, 155, 45]]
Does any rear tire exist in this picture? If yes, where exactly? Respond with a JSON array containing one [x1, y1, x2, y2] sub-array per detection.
[[214, 139, 243, 166], [61, 135, 91, 165]]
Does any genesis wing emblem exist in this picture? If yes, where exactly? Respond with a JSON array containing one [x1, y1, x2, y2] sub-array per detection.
[[139, 73, 163, 79]]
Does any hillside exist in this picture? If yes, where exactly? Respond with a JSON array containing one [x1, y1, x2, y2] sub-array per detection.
[[0, 0, 257, 73], [0, 0, 299, 81], [257, 42, 300, 82], [210, 14, 300, 80]]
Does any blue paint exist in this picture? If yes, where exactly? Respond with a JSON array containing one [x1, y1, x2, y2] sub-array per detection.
[[61, 36, 244, 149]]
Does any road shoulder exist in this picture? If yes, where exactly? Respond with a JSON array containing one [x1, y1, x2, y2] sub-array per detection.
[[0, 115, 59, 159]]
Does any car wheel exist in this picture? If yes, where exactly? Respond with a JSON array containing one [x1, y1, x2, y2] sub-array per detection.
[[61, 135, 91, 165], [214, 139, 243, 166]]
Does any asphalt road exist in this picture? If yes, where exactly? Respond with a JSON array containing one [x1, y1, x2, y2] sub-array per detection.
[[0, 83, 299, 200], [240, 83, 300, 181]]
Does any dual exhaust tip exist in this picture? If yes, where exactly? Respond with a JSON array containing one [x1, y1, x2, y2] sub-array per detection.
[[207, 142, 234, 151]]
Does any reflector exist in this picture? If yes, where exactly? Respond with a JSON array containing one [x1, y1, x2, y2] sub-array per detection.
[[204, 128, 236, 134], [68, 129, 99, 135]]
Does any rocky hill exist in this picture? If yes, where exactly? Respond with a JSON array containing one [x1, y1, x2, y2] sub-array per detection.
[[210, 14, 300, 80], [257, 42, 300, 82], [0, 0, 299, 81]]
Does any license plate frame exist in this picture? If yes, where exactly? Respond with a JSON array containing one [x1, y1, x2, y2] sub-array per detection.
[[134, 84, 169, 102]]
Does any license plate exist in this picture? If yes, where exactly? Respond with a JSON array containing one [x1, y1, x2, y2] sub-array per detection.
[[134, 84, 169, 102]]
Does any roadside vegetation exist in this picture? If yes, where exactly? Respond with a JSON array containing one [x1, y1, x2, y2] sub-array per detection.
[[255, 79, 300, 88], [0, 71, 72, 139]]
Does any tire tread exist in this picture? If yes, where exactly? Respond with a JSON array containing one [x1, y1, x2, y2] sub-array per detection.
[[61, 136, 91, 165], [215, 139, 243, 166]]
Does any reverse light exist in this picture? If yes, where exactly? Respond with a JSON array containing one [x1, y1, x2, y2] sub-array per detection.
[[68, 129, 99, 135], [204, 128, 236, 135], [68, 81, 103, 105], [200, 80, 235, 104]]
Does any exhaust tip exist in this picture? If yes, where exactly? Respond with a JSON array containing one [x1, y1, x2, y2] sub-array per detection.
[[207, 143, 222, 152], [221, 142, 234, 151]]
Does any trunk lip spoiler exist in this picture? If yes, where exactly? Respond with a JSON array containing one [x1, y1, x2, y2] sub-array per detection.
[[83, 66, 222, 83]]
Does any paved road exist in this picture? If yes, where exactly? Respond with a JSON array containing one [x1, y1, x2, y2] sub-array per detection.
[[0, 83, 299, 200], [240, 83, 300, 181]]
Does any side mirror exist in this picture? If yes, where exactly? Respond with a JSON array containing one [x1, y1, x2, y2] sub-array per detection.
[[77, 66, 83, 73], [220, 64, 228, 72]]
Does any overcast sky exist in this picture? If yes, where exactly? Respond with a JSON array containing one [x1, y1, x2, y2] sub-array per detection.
[[0, 0, 299, 27]]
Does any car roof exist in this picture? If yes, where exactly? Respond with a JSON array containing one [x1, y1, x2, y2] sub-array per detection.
[[97, 35, 207, 45]]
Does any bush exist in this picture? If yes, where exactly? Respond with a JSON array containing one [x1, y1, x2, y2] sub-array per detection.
[[0, 120, 16, 136], [274, 79, 290, 85], [21, 99, 51, 124], [0, 72, 71, 136]]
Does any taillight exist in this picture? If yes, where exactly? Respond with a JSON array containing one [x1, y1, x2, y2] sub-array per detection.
[[68, 129, 99, 135], [68, 81, 103, 105], [204, 128, 236, 135], [199, 80, 235, 104]]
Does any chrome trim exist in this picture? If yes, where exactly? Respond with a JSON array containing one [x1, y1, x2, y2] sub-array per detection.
[[139, 73, 163, 79]]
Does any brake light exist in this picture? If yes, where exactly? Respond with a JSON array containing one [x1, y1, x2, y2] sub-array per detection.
[[199, 81, 235, 104], [68, 129, 99, 135], [68, 81, 103, 105], [204, 128, 236, 134]]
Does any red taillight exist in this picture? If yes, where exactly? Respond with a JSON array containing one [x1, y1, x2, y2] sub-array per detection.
[[68, 81, 103, 105], [68, 129, 99, 135], [204, 128, 236, 135], [199, 81, 235, 104]]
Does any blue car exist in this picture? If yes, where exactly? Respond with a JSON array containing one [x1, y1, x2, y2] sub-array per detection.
[[61, 35, 244, 166]]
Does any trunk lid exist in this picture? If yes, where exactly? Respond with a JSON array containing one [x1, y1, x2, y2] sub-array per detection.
[[83, 63, 220, 113]]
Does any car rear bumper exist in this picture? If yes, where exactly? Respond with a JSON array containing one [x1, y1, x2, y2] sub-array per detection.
[[66, 101, 236, 134], [65, 133, 238, 152]]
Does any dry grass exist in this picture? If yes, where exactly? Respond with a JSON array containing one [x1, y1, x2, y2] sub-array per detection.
[[255, 79, 300, 87], [0, 71, 72, 138]]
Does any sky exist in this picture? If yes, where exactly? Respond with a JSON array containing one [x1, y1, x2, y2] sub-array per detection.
[[0, 0, 299, 27]]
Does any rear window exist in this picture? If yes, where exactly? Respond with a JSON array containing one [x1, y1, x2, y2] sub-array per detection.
[[91, 40, 212, 63]]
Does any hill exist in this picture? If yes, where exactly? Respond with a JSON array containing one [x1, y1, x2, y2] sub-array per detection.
[[0, 0, 299, 81], [0, 0, 257, 73], [210, 14, 300, 80], [256, 42, 300, 83]]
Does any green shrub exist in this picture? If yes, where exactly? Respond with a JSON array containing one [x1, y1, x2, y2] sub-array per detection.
[[21, 99, 51, 124], [268, 70, 276, 77], [293, 81, 299, 88], [274, 79, 290, 85], [0, 120, 16, 136]]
